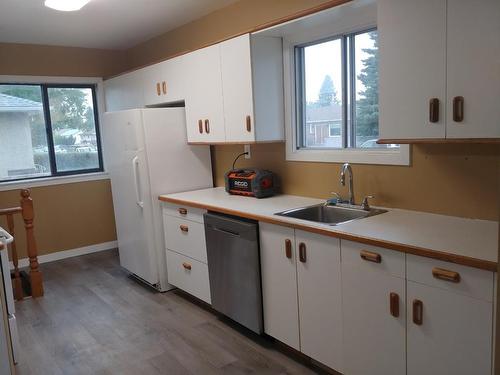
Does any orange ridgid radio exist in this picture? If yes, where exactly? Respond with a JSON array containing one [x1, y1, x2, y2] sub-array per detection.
[[225, 168, 277, 198]]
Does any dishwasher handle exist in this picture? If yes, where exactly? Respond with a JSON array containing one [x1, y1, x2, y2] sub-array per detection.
[[208, 224, 241, 237]]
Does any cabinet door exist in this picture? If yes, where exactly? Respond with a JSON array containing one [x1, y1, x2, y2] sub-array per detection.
[[446, 0, 500, 138], [163, 55, 186, 103], [407, 281, 493, 375], [378, 0, 447, 140], [295, 230, 342, 372], [104, 70, 145, 111], [259, 223, 300, 350], [341, 242, 406, 375], [184, 44, 226, 143], [220, 34, 255, 143], [142, 62, 166, 106]]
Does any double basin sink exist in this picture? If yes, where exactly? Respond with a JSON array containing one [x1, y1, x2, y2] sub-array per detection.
[[276, 204, 387, 226]]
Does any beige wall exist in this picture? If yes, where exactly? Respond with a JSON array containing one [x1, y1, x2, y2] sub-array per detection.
[[0, 42, 127, 78], [0, 180, 116, 258]]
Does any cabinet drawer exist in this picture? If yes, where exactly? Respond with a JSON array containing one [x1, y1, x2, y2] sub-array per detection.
[[341, 240, 405, 278], [162, 202, 206, 223], [166, 250, 211, 304], [164, 216, 207, 263], [407, 254, 494, 302]]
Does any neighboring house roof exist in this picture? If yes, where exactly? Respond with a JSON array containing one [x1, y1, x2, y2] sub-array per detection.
[[56, 128, 82, 137], [0, 93, 42, 112], [306, 103, 342, 123]]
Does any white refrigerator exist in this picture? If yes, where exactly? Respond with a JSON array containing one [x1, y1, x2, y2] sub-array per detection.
[[103, 108, 213, 291]]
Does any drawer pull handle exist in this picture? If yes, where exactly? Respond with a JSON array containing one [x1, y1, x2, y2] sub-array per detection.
[[182, 262, 192, 271], [429, 98, 439, 123], [298, 242, 306, 263], [453, 96, 464, 122], [360, 250, 381, 263], [246, 115, 252, 132], [204, 119, 210, 134], [285, 239, 292, 259], [432, 267, 460, 283], [162, 81, 167, 95], [178, 208, 188, 215], [412, 299, 423, 325], [156, 82, 161, 96], [179, 225, 189, 233], [198, 120, 203, 134], [390, 292, 399, 318]]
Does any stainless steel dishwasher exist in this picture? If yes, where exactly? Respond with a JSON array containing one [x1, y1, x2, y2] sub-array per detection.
[[204, 212, 263, 334]]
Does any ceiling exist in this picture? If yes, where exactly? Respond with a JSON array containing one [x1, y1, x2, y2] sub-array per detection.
[[0, 0, 239, 50]]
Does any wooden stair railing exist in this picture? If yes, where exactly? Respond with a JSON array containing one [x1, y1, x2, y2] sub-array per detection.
[[0, 189, 43, 300]]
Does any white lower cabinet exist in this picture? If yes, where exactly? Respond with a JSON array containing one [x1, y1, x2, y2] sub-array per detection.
[[295, 230, 343, 372], [259, 223, 343, 372], [341, 241, 406, 375], [260, 223, 495, 374]]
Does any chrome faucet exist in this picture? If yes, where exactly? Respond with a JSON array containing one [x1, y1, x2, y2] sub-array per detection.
[[340, 163, 355, 205]]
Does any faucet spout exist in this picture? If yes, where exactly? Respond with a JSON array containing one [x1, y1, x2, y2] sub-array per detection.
[[340, 163, 355, 205]]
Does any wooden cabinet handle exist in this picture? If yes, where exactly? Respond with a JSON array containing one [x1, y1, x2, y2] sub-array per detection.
[[298, 242, 306, 263], [285, 239, 292, 259], [179, 225, 189, 233], [390, 292, 399, 318], [204, 119, 210, 134], [162, 81, 167, 95], [432, 267, 460, 283], [156, 82, 161, 96], [412, 299, 423, 325], [429, 98, 439, 123], [178, 208, 187, 215], [182, 262, 192, 271], [198, 120, 203, 134], [246, 115, 252, 132], [360, 250, 381, 263], [453, 96, 464, 122]]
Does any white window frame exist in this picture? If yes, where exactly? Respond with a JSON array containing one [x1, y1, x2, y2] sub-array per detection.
[[282, 26, 410, 166], [0, 75, 110, 190]]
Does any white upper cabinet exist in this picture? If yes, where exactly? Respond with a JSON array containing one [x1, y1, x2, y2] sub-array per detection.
[[446, 0, 500, 138], [378, 0, 500, 140], [143, 55, 187, 106], [220, 34, 284, 143], [184, 44, 226, 143], [104, 69, 145, 112]]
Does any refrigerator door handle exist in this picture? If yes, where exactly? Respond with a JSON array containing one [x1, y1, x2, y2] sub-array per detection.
[[132, 155, 144, 209]]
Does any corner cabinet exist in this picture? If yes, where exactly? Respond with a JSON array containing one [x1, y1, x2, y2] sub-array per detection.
[[184, 33, 284, 144], [259, 223, 343, 372], [104, 69, 146, 112], [378, 0, 500, 141]]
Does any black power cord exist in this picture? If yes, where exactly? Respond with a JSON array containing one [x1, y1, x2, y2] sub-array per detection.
[[232, 152, 249, 170]]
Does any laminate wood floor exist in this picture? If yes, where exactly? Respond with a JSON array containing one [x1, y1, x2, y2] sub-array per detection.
[[14, 249, 330, 375]]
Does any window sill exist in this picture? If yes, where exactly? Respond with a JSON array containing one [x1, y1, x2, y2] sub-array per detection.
[[0, 172, 110, 192], [286, 145, 411, 166]]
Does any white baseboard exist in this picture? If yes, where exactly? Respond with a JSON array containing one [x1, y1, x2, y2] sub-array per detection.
[[9, 240, 117, 269]]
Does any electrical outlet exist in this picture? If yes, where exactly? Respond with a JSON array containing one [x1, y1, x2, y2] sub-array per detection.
[[244, 144, 251, 159]]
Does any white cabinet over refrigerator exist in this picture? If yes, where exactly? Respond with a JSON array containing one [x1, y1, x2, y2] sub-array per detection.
[[103, 108, 213, 291]]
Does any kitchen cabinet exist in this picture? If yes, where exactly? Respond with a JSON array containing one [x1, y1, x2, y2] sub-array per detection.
[[378, 0, 500, 141], [295, 230, 343, 372], [341, 241, 406, 375], [406, 254, 493, 375], [259, 224, 342, 371], [259, 223, 300, 350], [220, 34, 284, 143], [142, 55, 187, 106], [104, 69, 145, 111], [184, 44, 226, 143]]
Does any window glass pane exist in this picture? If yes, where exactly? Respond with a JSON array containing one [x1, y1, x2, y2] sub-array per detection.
[[47, 87, 100, 172], [303, 39, 343, 148], [0, 85, 50, 180], [354, 30, 395, 149]]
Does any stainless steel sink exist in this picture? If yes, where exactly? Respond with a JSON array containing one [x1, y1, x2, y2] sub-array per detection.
[[275, 204, 387, 225]]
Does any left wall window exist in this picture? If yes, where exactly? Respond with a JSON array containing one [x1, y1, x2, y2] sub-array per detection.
[[0, 83, 103, 182]]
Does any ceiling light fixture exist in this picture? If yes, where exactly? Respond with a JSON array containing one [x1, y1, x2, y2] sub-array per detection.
[[44, 0, 92, 11]]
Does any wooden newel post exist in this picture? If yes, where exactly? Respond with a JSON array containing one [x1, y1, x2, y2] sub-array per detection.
[[20, 189, 43, 298]]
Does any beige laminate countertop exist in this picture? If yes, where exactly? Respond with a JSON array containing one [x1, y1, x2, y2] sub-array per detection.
[[159, 187, 499, 271]]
